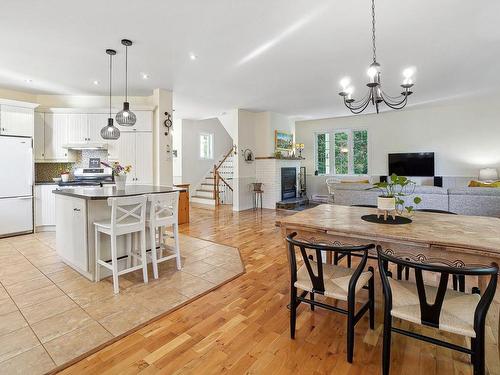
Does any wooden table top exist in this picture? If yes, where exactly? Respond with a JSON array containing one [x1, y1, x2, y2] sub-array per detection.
[[277, 204, 500, 257]]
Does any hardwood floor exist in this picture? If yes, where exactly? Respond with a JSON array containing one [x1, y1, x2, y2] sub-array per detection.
[[58, 206, 482, 375]]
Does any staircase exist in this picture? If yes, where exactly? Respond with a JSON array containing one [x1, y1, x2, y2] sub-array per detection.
[[191, 147, 234, 209]]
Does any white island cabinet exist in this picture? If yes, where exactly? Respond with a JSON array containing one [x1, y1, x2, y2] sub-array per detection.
[[53, 185, 185, 280]]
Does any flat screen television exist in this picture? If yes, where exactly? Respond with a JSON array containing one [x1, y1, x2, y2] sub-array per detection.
[[388, 152, 435, 177]]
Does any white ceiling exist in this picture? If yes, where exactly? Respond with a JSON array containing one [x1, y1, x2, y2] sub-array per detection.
[[1, 0, 499, 119]]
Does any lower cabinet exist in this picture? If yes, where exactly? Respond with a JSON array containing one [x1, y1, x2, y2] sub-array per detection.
[[35, 184, 57, 230], [55, 195, 88, 272]]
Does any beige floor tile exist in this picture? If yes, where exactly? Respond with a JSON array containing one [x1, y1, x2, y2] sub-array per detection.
[[30, 307, 93, 343], [43, 320, 112, 365], [0, 310, 28, 336], [4, 275, 53, 296], [0, 285, 9, 300], [0, 261, 38, 277], [83, 293, 137, 321], [11, 284, 65, 309], [98, 305, 156, 336], [0, 268, 44, 286], [137, 287, 190, 315], [181, 260, 217, 277], [56, 275, 95, 294], [0, 298, 18, 315], [0, 253, 29, 266], [0, 326, 40, 363], [220, 260, 245, 273], [47, 267, 82, 284], [66, 283, 115, 307], [38, 262, 71, 275], [20, 295, 78, 325], [0, 345, 55, 375], [165, 271, 216, 298], [200, 266, 240, 285], [27, 253, 61, 267]]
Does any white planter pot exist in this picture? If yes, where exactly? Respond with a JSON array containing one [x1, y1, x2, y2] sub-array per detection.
[[377, 196, 396, 211], [61, 174, 69, 182], [115, 175, 127, 190]]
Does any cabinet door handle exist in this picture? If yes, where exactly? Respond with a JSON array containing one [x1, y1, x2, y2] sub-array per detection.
[[73, 208, 81, 212]]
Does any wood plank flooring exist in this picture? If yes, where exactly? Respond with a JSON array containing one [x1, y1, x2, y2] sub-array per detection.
[[57, 206, 486, 375]]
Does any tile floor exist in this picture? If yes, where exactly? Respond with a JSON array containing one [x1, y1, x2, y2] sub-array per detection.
[[0, 231, 244, 374]]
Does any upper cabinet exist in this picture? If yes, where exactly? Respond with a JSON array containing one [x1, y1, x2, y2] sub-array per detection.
[[0, 104, 36, 137], [44, 113, 69, 160], [116, 111, 152, 132], [34, 112, 45, 161]]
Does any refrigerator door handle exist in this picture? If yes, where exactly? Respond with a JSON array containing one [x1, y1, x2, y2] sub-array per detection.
[[11, 196, 33, 200]]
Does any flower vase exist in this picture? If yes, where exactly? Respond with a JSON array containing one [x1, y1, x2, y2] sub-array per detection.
[[115, 175, 127, 190]]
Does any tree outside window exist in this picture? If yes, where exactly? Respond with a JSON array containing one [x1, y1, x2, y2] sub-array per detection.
[[316, 133, 330, 175]]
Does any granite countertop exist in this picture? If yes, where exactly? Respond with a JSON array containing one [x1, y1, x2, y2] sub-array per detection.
[[52, 185, 186, 200]]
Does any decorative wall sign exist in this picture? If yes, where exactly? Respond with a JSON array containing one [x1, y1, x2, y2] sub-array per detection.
[[275, 130, 293, 151], [243, 149, 254, 163], [164, 112, 172, 135]]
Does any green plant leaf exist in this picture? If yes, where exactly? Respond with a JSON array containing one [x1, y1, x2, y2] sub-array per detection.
[[414, 196, 422, 204]]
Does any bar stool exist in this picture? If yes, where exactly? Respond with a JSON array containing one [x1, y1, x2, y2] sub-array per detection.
[[147, 191, 181, 279], [251, 182, 263, 210], [94, 195, 148, 294]]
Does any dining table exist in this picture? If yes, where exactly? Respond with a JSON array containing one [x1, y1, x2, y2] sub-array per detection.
[[277, 204, 500, 374]]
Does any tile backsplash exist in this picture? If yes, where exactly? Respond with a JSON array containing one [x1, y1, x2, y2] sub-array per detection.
[[35, 150, 109, 182]]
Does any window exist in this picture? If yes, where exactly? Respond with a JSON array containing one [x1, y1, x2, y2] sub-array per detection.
[[199, 133, 214, 159], [315, 129, 368, 175], [315, 133, 330, 175]]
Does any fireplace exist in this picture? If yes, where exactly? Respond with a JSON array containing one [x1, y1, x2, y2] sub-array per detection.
[[281, 167, 297, 201]]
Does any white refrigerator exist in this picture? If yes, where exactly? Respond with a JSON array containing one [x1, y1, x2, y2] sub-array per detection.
[[0, 136, 34, 237]]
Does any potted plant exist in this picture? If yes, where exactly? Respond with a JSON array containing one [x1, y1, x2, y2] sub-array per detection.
[[60, 170, 70, 182], [370, 174, 422, 216], [102, 161, 132, 190]]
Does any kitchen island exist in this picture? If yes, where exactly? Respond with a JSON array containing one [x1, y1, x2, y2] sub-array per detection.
[[53, 185, 186, 280]]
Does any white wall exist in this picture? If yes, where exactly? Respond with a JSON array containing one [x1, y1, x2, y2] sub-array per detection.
[[254, 111, 295, 157], [152, 88, 173, 186], [296, 94, 500, 179], [180, 118, 232, 192], [172, 118, 183, 184]]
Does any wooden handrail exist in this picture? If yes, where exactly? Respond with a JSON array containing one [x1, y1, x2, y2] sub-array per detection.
[[216, 173, 233, 191], [215, 146, 235, 171]]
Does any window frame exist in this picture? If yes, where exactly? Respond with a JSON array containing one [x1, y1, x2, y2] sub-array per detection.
[[199, 132, 214, 160], [314, 128, 369, 176]]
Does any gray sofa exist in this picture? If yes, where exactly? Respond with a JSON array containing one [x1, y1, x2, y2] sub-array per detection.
[[332, 183, 500, 217]]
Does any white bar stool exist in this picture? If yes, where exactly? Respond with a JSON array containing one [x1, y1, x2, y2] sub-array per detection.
[[94, 195, 148, 294], [147, 191, 181, 279]]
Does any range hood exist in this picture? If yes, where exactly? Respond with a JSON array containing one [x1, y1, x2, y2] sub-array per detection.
[[63, 142, 108, 150]]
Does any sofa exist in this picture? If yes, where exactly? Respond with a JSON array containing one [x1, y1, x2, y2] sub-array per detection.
[[332, 183, 500, 217]]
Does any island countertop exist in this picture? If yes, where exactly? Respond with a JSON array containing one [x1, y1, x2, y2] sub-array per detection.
[[52, 185, 186, 200]]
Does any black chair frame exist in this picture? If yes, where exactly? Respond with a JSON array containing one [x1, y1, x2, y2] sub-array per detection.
[[287, 232, 375, 363], [377, 246, 498, 375]]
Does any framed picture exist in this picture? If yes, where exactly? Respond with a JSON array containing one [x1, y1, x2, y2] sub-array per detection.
[[275, 130, 293, 151]]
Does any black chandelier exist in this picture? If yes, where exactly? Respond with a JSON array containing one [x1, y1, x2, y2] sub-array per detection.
[[338, 0, 415, 114]]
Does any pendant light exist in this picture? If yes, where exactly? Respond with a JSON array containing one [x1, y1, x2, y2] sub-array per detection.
[[115, 39, 136, 126], [101, 49, 121, 140]]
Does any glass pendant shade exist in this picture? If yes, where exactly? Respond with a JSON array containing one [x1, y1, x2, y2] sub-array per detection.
[[116, 101, 136, 126], [101, 118, 120, 140]]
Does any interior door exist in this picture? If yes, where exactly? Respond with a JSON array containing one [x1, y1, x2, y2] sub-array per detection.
[[134, 132, 153, 184], [67, 114, 88, 143], [44, 113, 68, 160], [0, 136, 33, 197]]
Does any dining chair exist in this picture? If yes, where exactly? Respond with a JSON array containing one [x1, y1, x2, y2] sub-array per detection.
[[398, 209, 464, 292], [94, 195, 148, 294], [147, 191, 181, 279], [377, 246, 498, 375], [286, 232, 375, 363]]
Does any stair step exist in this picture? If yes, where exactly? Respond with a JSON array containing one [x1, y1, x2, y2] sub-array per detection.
[[191, 196, 216, 208], [195, 190, 214, 198]]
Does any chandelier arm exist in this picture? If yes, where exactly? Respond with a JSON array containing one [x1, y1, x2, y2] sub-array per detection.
[[344, 89, 372, 110], [380, 90, 406, 101], [379, 90, 408, 107], [344, 94, 371, 112], [346, 95, 372, 114], [380, 93, 408, 110]]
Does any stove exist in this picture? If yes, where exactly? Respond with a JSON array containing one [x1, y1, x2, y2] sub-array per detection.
[[58, 167, 113, 187]]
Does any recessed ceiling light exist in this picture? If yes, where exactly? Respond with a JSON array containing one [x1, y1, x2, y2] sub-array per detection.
[[141, 72, 150, 80], [25, 79, 33, 83], [92, 80, 99, 85], [189, 53, 197, 61]]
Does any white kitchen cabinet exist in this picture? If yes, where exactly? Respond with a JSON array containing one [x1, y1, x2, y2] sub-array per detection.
[[55, 195, 88, 272], [44, 113, 69, 160], [117, 110, 152, 132], [0, 105, 34, 137], [34, 112, 45, 161], [67, 114, 88, 143], [117, 131, 152, 184], [135, 132, 153, 184], [35, 184, 56, 230]]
